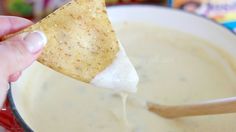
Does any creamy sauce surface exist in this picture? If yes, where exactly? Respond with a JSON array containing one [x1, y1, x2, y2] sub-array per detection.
[[12, 22, 236, 132]]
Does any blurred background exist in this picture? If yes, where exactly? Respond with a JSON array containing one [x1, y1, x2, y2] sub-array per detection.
[[0, 0, 235, 32]]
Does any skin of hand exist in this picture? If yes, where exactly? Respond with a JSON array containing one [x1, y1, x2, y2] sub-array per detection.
[[0, 16, 47, 108]]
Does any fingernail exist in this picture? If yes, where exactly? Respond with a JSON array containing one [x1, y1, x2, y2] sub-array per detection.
[[22, 31, 47, 53]]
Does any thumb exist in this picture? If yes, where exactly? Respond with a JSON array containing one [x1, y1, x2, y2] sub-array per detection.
[[0, 31, 47, 76], [0, 31, 47, 107]]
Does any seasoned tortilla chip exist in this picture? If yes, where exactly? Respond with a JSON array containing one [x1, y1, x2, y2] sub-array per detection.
[[18, 0, 119, 82]]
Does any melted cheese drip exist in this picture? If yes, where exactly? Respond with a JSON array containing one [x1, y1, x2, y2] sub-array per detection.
[[120, 92, 129, 126]]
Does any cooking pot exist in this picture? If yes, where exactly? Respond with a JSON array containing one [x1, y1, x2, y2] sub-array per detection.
[[0, 5, 236, 132]]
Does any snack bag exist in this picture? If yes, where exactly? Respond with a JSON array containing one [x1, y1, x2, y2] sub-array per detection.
[[172, 0, 236, 33]]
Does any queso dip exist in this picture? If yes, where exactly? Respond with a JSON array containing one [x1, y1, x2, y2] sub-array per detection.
[[12, 22, 236, 132]]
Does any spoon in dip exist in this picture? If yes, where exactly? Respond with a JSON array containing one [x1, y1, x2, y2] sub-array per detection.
[[147, 96, 236, 118]]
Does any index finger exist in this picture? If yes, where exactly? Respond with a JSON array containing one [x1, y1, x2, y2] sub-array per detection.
[[0, 16, 33, 38]]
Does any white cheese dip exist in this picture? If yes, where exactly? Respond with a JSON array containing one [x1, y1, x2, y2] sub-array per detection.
[[91, 43, 139, 93], [12, 22, 236, 132]]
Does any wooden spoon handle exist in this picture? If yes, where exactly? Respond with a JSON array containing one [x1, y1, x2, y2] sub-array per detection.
[[147, 97, 236, 118]]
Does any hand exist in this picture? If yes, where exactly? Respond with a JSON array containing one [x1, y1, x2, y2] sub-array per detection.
[[0, 16, 47, 108]]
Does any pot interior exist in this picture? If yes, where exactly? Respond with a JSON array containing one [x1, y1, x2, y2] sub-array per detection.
[[10, 5, 236, 132]]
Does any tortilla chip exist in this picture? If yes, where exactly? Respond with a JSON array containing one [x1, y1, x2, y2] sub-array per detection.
[[18, 0, 119, 82]]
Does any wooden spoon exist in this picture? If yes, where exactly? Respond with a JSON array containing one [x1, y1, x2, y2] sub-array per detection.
[[147, 97, 236, 118]]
